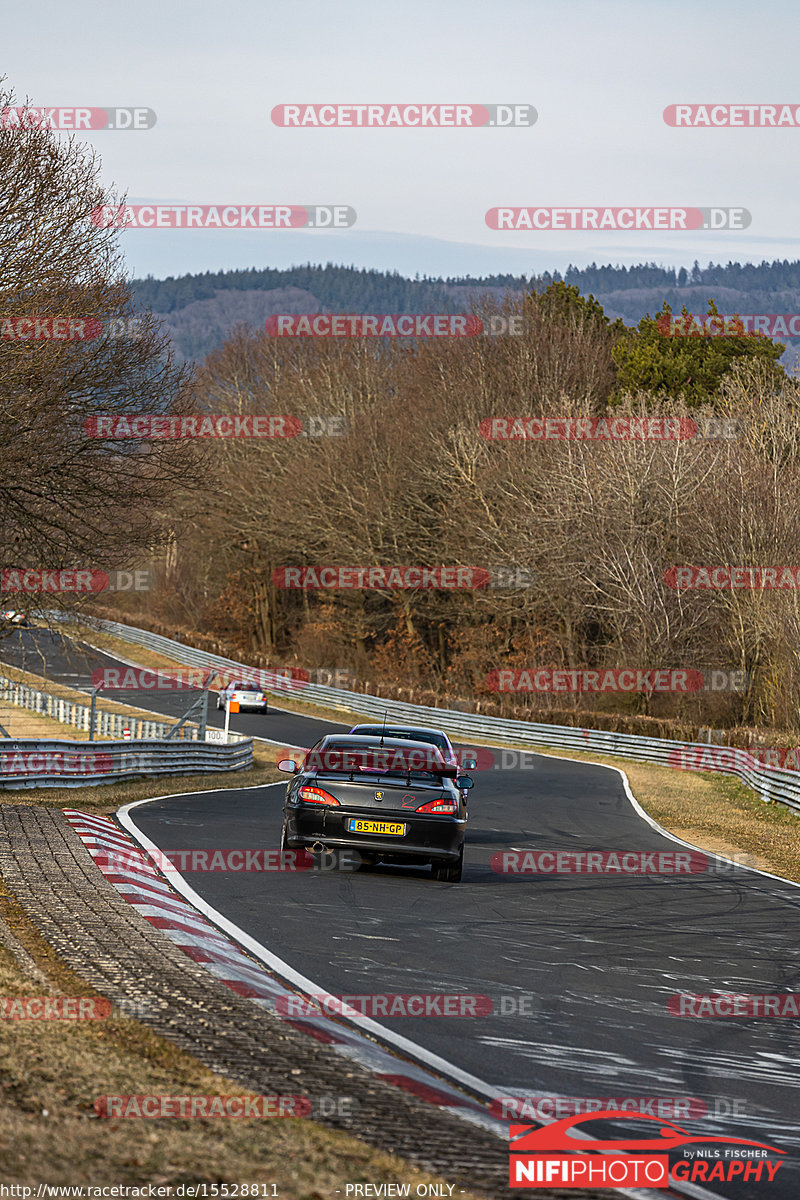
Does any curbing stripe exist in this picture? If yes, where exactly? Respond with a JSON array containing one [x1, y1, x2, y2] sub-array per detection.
[[63, 807, 502, 1140]]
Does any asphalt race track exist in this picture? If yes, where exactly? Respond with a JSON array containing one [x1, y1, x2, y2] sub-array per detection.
[[4, 626, 800, 1199]]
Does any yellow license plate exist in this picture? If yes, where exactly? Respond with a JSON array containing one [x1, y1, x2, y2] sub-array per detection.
[[346, 819, 406, 836]]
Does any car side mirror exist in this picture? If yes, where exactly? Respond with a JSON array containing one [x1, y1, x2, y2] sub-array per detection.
[[456, 775, 474, 790], [277, 759, 298, 773]]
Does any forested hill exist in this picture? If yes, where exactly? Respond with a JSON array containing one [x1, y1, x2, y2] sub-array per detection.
[[131, 260, 800, 362], [131, 264, 460, 315]]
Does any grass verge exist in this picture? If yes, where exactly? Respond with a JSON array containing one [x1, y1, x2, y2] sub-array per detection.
[[0, 883, 485, 1196]]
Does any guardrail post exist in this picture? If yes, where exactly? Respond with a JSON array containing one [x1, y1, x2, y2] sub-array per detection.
[[88, 686, 101, 741], [199, 671, 214, 741]]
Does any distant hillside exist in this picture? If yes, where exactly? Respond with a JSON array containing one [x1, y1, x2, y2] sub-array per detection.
[[131, 260, 800, 364]]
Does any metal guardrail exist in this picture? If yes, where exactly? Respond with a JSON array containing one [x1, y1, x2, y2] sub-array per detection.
[[0, 674, 181, 740], [0, 672, 249, 744], [49, 611, 800, 815], [0, 737, 253, 789]]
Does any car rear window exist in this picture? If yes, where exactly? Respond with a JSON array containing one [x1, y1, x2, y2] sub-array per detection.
[[355, 728, 448, 751], [305, 741, 451, 777]]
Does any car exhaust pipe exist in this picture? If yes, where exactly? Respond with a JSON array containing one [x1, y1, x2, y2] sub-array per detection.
[[310, 841, 328, 854]]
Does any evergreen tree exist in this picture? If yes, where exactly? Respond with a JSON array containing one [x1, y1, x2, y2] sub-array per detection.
[[612, 299, 785, 404]]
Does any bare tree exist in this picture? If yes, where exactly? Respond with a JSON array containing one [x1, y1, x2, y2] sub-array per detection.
[[0, 82, 200, 630]]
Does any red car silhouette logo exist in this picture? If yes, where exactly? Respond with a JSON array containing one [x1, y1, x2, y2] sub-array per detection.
[[511, 1111, 784, 1156]]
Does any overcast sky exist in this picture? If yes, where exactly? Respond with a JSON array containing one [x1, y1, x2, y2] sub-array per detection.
[[3, 0, 799, 280]]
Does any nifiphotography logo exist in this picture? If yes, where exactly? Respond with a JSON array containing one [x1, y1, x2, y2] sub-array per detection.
[[508, 1111, 784, 1188]]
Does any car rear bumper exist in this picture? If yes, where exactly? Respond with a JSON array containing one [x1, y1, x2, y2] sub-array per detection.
[[284, 804, 465, 861]]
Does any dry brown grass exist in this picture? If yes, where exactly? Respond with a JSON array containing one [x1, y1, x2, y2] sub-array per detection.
[[620, 755, 800, 880], [498, 742, 800, 883], [0, 884, 485, 1194]]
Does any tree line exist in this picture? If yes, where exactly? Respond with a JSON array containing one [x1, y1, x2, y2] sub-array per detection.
[[131, 257, 800, 319], [5, 76, 800, 741], [109, 287, 800, 738]]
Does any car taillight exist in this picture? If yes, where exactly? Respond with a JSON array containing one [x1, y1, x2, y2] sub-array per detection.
[[298, 785, 340, 807], [416, 797, 458, 814]]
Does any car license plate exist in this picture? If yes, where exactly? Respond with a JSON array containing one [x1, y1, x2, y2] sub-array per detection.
[[346, 819, 406, 836]]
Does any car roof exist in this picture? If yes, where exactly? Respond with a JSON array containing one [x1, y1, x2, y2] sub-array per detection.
[[350, 724, 450, 739], [320, 734, 442, 753]]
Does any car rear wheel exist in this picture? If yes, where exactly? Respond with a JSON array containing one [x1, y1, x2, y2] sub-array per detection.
[[432, 845, 463, 883]]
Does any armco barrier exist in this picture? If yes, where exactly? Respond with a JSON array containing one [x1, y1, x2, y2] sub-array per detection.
[[0, 674, 183, 740], [0, 673, 250, 746], [0, 737, 253, 789], [45, 612, 800, 815]]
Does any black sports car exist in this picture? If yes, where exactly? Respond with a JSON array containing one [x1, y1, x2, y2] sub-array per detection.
[[278, 733, 472, 882]]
